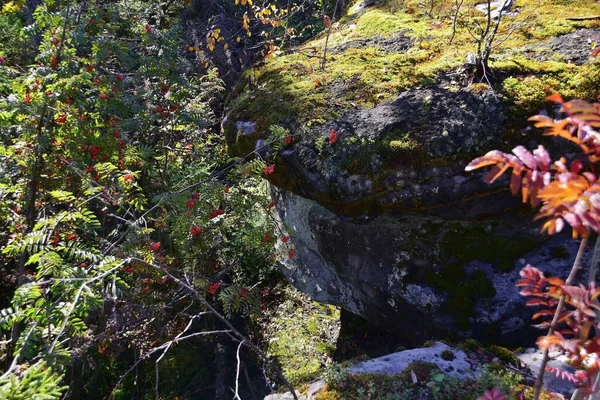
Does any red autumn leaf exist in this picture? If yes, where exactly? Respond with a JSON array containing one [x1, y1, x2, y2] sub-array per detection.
[[525, 298, 548, 307], [512, 146, 537, 170], [149, 242, 161, 251], [145, 24, 152, 34], [263, 164, 275, 175], [281, 236, 290, 243], [532, 309, 555, 320], [207, 282, 221, 295], [476, 387, 507, 400], [24, 93, 31, 103], [329, 129, 338, 144], [190, 226, 202, 236], [209, 209, 224, 219], [55, 114, 67, 124]]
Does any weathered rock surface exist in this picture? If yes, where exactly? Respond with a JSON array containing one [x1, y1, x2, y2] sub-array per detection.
[[264, 342, 480, 400], [273, 183, 580, 346], [518, 348, 578, 396], [330, 31, 413, 55], [551, 29, 600, 65], [348, 342, 479, 379], [228, 83, 585, 345], [266, 87, 510, 221]]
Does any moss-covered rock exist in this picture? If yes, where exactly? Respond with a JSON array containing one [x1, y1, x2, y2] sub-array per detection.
[[224, 0, 600, 347]]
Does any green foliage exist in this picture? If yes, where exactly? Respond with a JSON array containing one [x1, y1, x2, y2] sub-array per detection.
[[0, 0, 284, 397], [0, 361, 67, 400]]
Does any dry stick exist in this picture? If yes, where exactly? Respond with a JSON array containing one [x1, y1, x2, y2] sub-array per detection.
[[566, 16, 600, 21], [233, 340, 245, 400], [109, 329, 232, 399], [449, 0, 465, 44], [533, 236, 589, 400], [573, 236, 600, 400], [154, 315, 197, 400], [129, 257, 298, 400], [321, 0, 341, 70], [588, 236, 600, 284]]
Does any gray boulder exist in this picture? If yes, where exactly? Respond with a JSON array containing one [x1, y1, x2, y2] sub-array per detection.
[[230, 84, 580, 345], [255, 86, 578, 345], [348, 342, 479, 380]]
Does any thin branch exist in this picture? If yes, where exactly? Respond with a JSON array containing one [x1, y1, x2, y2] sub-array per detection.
[[533, 237, 589, 400], [109, 329, 232, 399], [449, 0, 465, 44], [0, 323, 38, 380], [234, 340, 245, 400], [588, 235, 600, 284], [566, 15, 600, 21], [48, 283, 86, 354], [155, 315, 198, 399], [128, 257, 298, 400]]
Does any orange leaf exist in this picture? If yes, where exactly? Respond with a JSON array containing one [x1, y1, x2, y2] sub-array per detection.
[[546, 93, 564, 104]]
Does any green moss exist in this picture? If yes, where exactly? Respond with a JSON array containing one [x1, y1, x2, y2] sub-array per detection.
[[316, 361, 546, 400], [470, 83, 490, 93], [459, 338, 481, 353], [261, 286, 340, 386], [352, 9, 418, 37], [401, 221, 539, 327], [487, 345, 520, 365], [440, 349, 455, 361], [439, 224, 537, 272]]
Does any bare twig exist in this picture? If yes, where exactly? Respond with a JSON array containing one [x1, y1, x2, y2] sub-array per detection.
[[449, 0, 465, 44], [234, 340, 245, 400], [109, 329, 232, 399], [566, 15, 600, 21], [533, 237, 589, 400], [128, 257, 298, 400], [154, 315, 198, 399]]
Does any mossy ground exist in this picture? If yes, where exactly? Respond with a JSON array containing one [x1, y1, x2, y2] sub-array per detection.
[[226, 0, 600, 151], [256, 286, 340, 387], [315, 361, 560, 400]]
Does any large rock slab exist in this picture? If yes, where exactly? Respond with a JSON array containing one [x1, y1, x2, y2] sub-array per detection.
[[273, 183, 580, 346], [348, 342, 479, 380], [245, 86, 577, 345]]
